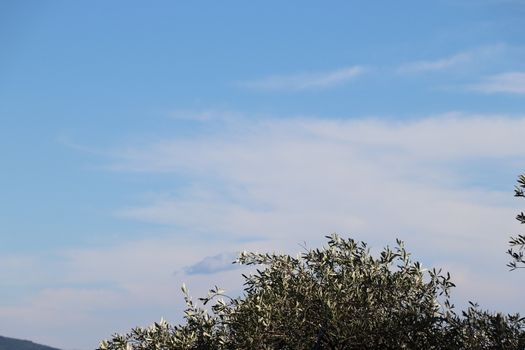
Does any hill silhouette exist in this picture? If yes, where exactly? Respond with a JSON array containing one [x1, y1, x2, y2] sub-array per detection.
[[0, 335, 61, 350]]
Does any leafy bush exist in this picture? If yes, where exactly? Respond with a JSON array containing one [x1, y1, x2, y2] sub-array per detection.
[[448, 303, 525, 350], [99, 235, 525, 350]]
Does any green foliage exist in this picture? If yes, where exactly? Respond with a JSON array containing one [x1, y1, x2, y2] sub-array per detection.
[[508, 174, 525, 270], [448, 302, 525, 350], [99, 235, 525, 350]]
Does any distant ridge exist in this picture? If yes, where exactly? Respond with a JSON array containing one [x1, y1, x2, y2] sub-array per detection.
[[0, 335, 61, 350]]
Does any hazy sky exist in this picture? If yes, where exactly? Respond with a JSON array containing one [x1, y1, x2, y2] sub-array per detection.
[[1, 1, 525, 349]]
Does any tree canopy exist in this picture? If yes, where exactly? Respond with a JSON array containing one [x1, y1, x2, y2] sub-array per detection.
[[508, 174, 525, 270], [99, 235, 525, 350]]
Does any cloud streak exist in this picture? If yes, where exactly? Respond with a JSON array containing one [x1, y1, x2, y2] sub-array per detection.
[[397, 53, 472, 74], [237, 66, 365, 91], [111, 113, 525, 266], [170, 109, 244, 122], [468, 71, 525, 94], [397, 45, 506, 74]]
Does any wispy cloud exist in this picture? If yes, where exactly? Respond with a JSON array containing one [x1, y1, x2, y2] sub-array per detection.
[[170, 109, 243, 122], [397, 45, 506, 74], [468, 71, 525, 94], [110, 112, 525, 175], [237, 66, 365, 91], [397, 53, 472, 74], [110, 113, 525, 274]]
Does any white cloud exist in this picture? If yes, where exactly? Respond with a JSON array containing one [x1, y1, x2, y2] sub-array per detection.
[[237, 66, 365, 91], [170, 109, 244, 122], [468, 71, 525, 94], [114, 113, 525, 248], [397, 52, 472, 74], [111, 112, 525, 173], [110, 113, 525, 263], [397, 45, 506, 74]]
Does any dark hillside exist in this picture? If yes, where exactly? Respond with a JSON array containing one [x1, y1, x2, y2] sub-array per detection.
[[0, 335, 61, 350]]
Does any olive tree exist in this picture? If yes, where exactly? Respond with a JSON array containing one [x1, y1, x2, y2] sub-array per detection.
[[448, 303, 525, 349], [508, 174, 525, 270], [99, 235, 525, 350]]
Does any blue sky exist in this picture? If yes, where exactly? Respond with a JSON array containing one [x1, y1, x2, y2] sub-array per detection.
[[1, 1, 525, 348]]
